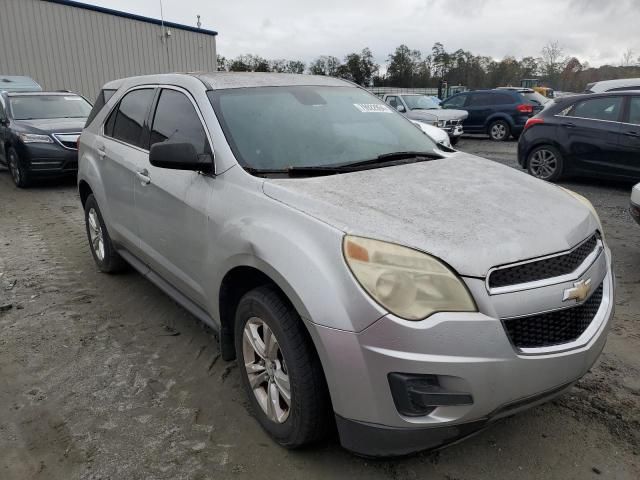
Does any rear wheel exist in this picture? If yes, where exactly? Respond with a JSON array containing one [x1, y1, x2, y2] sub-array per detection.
[[83, 194, 127, 273], [488, 120, 510, 141], [235, 285, 331, 448], [527, 145, 564, 182], [7, 146, 30, 188]]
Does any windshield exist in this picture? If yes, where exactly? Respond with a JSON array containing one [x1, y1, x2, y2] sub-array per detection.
[[208, 86, 438, 171], [10, 95, 92, 120], [401, 95, 441, 110]]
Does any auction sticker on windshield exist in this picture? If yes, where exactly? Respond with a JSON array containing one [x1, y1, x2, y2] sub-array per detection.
[[354, 103, 392, 113]]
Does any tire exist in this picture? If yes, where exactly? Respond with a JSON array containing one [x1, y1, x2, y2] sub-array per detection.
[[527, 145, 564, 182], [235, 285, 331, 448], [488, 120, 510, 141], [7, 146, 31, 188], [83, 194, 127, 273], [450, 136, 460, 146]]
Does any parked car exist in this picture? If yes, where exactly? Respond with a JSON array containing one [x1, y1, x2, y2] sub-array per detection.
[[517, 91, 640, 182], [441, 89, 543, 141], [0, 75, 42, 92], [585, 78, 640, 93], [631, 183, 640, 225], [79, 73, 613, 457], [382, 93, 466, 145], [410, 120, 452, 148], [0, 91, 92, 187]]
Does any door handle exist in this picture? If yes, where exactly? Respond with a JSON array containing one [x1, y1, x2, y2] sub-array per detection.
[[624, 131, 640, 137], [136, 169, 151, 185], [563, 122, 576, 128], [97, 144, 106, 159]]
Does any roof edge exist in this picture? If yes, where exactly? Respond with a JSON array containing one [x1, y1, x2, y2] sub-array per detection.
[[43, 0, 218, 36]]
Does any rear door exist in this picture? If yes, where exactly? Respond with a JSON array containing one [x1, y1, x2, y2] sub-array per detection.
[[134, 86, 214, 306], [98, 87, 156, 254], [618, 95, 640, 178], [557, 96, 626, 175]]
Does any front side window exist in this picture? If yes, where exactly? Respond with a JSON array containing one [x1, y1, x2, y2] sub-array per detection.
[[150, 89, 210, 155], [442, 95, 466, 108], [570, 97, 623, 122], [467, 93, 496, 107], [628, 96, 640, 125], [9, 95, 92, 120], [402, 95, 440, 110], [208, 86, 437, 171], [105, 88, 155, 148]]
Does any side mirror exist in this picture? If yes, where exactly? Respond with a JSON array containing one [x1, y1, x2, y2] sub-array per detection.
[[0, 117, 8, 126], [149, 142, 213, 172], [396, 104, 406, 113]]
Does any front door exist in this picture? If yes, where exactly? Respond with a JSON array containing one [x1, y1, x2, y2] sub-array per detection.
[[134, 87, 214, 307], [0, 97, 7, 164], [618, 95, 640, 179]]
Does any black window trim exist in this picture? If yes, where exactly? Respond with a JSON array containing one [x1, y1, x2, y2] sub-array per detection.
[[554, 95, 627, 125], [101, 84, 159, 153], [148, 85, 216, 175]]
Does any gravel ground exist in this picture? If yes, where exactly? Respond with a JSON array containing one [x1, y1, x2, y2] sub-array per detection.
[[0, 138, 639, 479]]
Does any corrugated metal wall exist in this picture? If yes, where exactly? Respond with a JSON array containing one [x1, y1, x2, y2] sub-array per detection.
[[0, 0, 217, 99]]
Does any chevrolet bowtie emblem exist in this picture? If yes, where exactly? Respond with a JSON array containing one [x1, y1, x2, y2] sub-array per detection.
[[563, 278, 592, 303]]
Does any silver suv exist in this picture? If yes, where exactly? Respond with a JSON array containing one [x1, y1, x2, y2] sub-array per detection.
[[78, 73, 614, 457]]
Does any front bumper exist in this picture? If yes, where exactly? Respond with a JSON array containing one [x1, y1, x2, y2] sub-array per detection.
[[442, 123, 464, 137], [16, 142, 79, 176], [310, 250, 614, 457]]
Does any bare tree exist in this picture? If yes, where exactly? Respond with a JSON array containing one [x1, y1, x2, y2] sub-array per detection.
[[540, 41, 566, 86], [621, 48, 635, 66]]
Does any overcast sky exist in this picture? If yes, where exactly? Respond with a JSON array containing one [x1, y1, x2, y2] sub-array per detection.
[[84, 0, 639, 68]]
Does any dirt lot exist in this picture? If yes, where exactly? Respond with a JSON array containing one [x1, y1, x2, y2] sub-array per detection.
[[1, 138, 639, 479]]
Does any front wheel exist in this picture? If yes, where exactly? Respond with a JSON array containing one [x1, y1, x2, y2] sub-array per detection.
[[450, 136, 460, 146], [527, 145, 564, 182], [7, 146, 31, 188], [488, 120, 510, 141], [235, 285, 331, 448]]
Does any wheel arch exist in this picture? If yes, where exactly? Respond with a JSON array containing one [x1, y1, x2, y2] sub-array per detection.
[[485, 113, 513, 131], [78, 179, 94, 207]]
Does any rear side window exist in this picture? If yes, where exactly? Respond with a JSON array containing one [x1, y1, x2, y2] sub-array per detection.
[[570, 97, 623, 122], [85, 88, 116, 127], [467, 93, 512, 106], [150, 89, 211, 155], [104, 88, 155, 148], [628, 97, 640, 125]]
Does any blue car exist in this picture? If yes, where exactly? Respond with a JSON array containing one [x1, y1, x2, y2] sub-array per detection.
[[441, 89, 545, 141]]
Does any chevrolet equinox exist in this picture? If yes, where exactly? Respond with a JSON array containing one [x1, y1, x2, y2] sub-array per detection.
[[78, 73, 614, 457]]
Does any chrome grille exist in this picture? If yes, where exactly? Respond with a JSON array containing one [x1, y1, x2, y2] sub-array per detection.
[[503, 282, 603, 349], [488, 234, 599, 289]]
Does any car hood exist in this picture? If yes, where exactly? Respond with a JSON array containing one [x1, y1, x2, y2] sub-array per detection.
[[262, 153, 598, 277], [13, 118, 86, 134], [407, 109, 468, 122]]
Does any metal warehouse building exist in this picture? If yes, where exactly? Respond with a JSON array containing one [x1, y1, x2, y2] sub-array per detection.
[[0, 0, 217, 99]]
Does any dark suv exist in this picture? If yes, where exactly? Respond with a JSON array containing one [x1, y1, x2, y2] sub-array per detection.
[[441, 89, 544, 141], [0, 91, 92, 187]]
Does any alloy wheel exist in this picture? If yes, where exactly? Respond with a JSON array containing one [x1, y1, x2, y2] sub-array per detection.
[[242, 317, 291, 423], [529, 149, 558, 180], [87, 208, 105, 261], [490, 123, 507, 140]]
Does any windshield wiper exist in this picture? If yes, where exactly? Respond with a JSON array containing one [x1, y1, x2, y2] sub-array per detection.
[[243, 151, 440, 178]]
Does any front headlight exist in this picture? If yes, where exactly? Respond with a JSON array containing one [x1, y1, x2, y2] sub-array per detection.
[[437, 120, 447, 128], [560, 187, 605, 240], [343, 236, 477, 320], [18, 133, 53, 144]]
